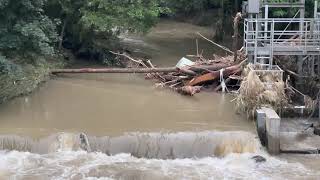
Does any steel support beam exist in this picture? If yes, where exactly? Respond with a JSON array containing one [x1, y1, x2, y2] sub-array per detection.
[[262, 3, 304, 8], [315, 1, 318, 18]]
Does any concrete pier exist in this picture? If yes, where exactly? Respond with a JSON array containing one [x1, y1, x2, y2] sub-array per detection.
[[256, 109, 267, 146], [257, 107, 281, 155]]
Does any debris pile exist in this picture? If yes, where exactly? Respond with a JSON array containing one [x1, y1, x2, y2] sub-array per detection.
[[110, 50, 246, 96], [52, 32, 246, 96], [235, 64, 288, 117]]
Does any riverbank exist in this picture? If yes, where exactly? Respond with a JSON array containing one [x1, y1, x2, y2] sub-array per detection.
[[0, 56, 67, 104]]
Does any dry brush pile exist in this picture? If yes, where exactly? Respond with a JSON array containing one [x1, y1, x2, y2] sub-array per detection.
[[235, 64, 288, 117]]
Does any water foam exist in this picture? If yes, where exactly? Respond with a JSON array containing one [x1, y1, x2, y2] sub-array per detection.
[[0, 150, 317, 180], [0, 131, 318, 179]]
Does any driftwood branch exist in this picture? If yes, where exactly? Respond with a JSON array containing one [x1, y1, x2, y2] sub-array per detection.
[[196, 32, 234, 55], [147, 60, 166, 81], [110, 51, 149, 68]]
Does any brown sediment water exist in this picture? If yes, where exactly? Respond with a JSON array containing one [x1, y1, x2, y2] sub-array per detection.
[[0, 20, 251, 138], [0, 20, 319, 179], [0, 74, 253, 137]]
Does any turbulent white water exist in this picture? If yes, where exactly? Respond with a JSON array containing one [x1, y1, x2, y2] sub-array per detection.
[[0, 150, 317, 179], [0, 131, 318, 180]]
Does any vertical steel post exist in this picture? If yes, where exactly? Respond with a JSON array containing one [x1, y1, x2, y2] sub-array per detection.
[[315, 1, 318, 18], [270, 19, 274, 68], [264, 5, 269, 40], [255, 18, 258, 64], [297, 0, 306, 82], [300, 0, 305, 32], [248, 14, 254, 63], [315, 1, 319, 76]]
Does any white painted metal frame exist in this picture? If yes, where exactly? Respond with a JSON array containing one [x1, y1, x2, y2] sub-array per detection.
[[244, 18, 320, 63]]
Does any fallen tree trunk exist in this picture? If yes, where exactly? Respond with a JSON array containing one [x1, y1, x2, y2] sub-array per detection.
[[52, 67, 176, 74], [187, 64, 241, 86], [51, 64, 230, 74]]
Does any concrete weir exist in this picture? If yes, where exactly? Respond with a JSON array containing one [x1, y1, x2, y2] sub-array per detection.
[[256, 107, 281, 155]]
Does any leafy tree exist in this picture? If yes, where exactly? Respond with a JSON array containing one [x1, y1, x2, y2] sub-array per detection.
[[81, 0, 162, 33], [160, 0, 220, 15], [46, 0, 86, 49], [45, 0, 164, 61], [0, 0, 58, 58]]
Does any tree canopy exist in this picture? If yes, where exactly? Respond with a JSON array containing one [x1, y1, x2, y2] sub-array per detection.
[[0, 0, 166, 61], [0, 0, 318, 62], [0, 0, 58, 58]]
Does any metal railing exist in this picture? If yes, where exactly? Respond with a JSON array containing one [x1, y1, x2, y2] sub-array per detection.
[[249, 64, 284, 81], [244, 18, 320, 57], [262, 0, 301, 2], [261, 0, 305, 7]]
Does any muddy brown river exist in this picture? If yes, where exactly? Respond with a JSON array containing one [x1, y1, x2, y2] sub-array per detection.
[[0, 20, 319, 179]]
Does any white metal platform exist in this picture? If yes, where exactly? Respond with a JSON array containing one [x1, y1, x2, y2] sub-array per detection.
[[244, 18, 320, 66]]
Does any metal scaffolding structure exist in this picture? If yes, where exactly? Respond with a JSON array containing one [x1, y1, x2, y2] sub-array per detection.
[[244, 19, 320, 61], [243, 0, 320, 76]]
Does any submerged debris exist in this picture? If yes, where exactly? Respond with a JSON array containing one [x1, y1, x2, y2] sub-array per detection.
[[251, 155, 267, 163], [176, 86, 202, 96]]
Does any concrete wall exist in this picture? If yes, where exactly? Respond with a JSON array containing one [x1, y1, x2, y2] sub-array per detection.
[[257, 107, 281, 155]]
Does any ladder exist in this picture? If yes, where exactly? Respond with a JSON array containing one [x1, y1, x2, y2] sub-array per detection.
[[254, 49, 273, 67], [253, 19, 274, 68]]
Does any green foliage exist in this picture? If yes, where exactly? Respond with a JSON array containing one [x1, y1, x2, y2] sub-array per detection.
[[0, 0, 58, 57], [80, 0, 162, 34], [0, 56, 55, 103], [44, 0, 165, 62], [0, 54, 21, 75], [160, 0, 220, 15], [265, 0, 316, 18]]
